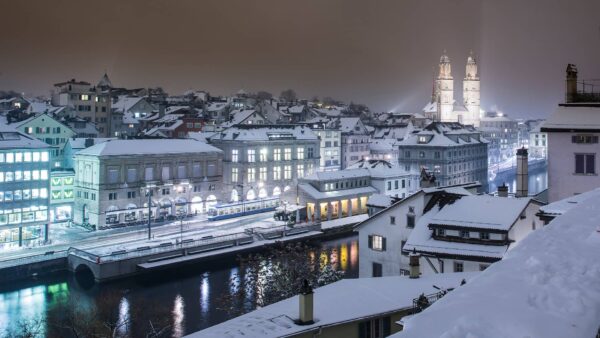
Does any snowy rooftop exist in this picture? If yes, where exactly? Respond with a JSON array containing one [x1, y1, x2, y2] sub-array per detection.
[[367, 193, 393, 207], [188, 273, 476, 338], [210, 125, 318, 142], [76, 139, 222, 157], [346, 159, 412, 178], [0, 128, 50, 150], [303, 168, 370, 181], [429, 195, 533, 230], [541, 105, 600, 131], [111, 96, 144, 113], [299, 183, 376, 200], [66, 137, 115, 150], [404, 207, 508, 259], [539, 188, 600, 216], [398, 123, 486, 147], [395, 189, 600, 338]]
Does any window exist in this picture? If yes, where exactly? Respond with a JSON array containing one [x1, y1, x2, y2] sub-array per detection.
[[454, 261, 464, 272], [127, 168, 137, 182], [572, 135, 599, 144], [404, 151, 410, 158], [419, 151, 425, 158], [297, 164, 304, 177], [480, 232, 490, 240], [248, 168, 256, 182], [273, 166, 281, 180], [128, 191, 136, 199], [145, 167, 154, 181], [460, 230, 470, 238], [372, 263, 383, 278], [418, 136, 427, 143], [248, 149, 256, 163], [297, 147, 304, 160], [162, 188, 170, 195], [274, 148, 281, 161], [259, 167, 267, 181], [284, 148, 292, 160], [41, 152, 49, 162], [193, 163, 201, 177], [307, 147, 314, 158], [390, 216, 395, 225], [162, 166, 170, 181], [368, 235, 386, 251], [108, 169, 119, 184], [259, 148, 268, 162], [232, 149, 239, 162], [437, 228, 445, 236], [231, 168, 238, 182], [178, 165, 186, 178], [407, 207, 415, 228], [575, 154, 595, 174], [284, 165, 292, 179], [108, 192, 117, 200], [395, 180, 399, 189]]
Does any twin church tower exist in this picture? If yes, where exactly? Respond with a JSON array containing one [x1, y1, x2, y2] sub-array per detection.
[[426, 51, 481, 127]]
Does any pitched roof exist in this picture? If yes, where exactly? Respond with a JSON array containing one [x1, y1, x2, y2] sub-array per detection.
[[77, 139, 222, 157], [541, 105, 600, 131]]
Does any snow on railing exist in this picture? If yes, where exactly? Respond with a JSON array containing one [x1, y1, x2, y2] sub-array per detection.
[[0, 250, 68, 269]]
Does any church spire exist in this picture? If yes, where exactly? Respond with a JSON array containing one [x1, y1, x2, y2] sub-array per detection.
[[465, 51, 478, 79], [438, 50, 452, 79]]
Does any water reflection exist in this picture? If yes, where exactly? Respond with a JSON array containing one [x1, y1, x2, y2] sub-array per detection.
[[489, 166, 547, 195], [117, 297, 130, 336], [0, 235, 358, 336]]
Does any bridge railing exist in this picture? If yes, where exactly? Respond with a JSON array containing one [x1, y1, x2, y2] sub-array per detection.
[[69, 231, 255, 263], [0, 250, 68, 269]]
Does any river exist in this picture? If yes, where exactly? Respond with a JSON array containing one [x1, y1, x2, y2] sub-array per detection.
[[0, 235, 359, 337], [488, 165, 548, 195]]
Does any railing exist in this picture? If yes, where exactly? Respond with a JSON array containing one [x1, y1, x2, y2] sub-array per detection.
[[412, 289, 453, 313], [0, 250, 68, 269], [68, 231, 254, 263]]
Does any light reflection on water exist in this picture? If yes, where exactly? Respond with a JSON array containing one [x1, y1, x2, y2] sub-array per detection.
[[0, 235, 358, 336]]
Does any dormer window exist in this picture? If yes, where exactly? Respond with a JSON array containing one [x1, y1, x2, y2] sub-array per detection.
[[418, 136, 428, 144]]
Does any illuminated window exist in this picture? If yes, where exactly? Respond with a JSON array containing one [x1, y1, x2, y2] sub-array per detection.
[[41, 170, 48, 180], [274, 148, 281, 161], [80, 94, 90, 101], [284, 148, 292, 161], [41, 152, 49, 162], [259, 167, 267, 181], [259, 148, 268, 162], [284, 165, 292, 179], [6, 153, 14, 163], [231, 149, 238, 162], [248, 149, 256, 163], [369, 235, 386, 251], [247, 168, 256, 182], [231, 168, 238, 182], [32, 152, 40, 162], [273, 166, 281, 180], [297, 164, 304, 177], [297, 147, 304, 160]]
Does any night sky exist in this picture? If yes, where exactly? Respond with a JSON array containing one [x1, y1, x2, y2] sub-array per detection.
[[1, 0, 599, 118]]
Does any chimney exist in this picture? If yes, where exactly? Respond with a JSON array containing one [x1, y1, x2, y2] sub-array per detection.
[[566, 64, 578, 103], [498, 183, 508, 197], [297, 279, 314, 325], [516, 147, 528, 197], [409, 248, 421, 279], [158, 104, 165, 118]]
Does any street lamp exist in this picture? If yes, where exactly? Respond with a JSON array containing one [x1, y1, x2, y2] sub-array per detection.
[[146, 189, 153, 240]]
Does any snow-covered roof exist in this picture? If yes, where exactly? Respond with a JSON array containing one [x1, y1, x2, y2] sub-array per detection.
[[188, 273, 476, 338], [541, 105, 600, 131], [66, 138, 115, 150], [539, 187, 599, 216], [338, 117, 361, 133], [303, 168, 370, 181], [422, 101, 437, 113], [77, 139, 222, 157], [346, 159, 411, 178], [210, 125, 318, 142], [188, 131, 216, 143], [404, 207, 508, 259], [394, 189, 600, 338], [369, 138, 398, 152], [398, 123, 486, 147], [0, 127, 50, 150], [222, 109, 260, 127], [367, 193, 393, 207], [206, 102, 228, 112], [299, 183, 376, 200], [429, 195, 533, 230], [111, 96, 144, 113]]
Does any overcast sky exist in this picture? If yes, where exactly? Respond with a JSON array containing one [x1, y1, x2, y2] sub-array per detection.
[[1, 0, 599, 119]]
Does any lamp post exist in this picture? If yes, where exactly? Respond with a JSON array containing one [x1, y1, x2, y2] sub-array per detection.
[[179, 212, 186, 247], [146, 189, 153, 240]]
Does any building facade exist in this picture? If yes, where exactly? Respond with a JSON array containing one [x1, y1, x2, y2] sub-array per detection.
[[397, 122, 488, 192], [72, 139, 223, 230], [208, 125, 320, 204], [0, 128, 51, 249], [339, 118, 370, 169]]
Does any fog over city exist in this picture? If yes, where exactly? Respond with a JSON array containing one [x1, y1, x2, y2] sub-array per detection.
[[1, 0, 599, 118]]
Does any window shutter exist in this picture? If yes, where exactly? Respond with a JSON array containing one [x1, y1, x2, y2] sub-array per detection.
[[368, 235, 373, 249], [382, 237, 387, 251]]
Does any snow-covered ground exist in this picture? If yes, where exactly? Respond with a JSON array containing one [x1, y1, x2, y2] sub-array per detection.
[[394, 188, 600, 338]]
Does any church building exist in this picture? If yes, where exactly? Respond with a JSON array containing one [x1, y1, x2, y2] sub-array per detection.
[[424, 51, 481, 127]]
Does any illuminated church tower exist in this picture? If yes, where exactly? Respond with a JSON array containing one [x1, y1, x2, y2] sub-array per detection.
[[436, 51, 454, 122], [463, 52, 481, 126]]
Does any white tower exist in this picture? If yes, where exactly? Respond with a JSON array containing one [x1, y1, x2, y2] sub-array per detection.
[[436, 51, 454, 122], [463, 52, 480, 126]]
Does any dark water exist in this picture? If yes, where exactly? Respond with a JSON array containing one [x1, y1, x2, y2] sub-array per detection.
[[0, 235, 359, 337], [488, 165, 548, 195]]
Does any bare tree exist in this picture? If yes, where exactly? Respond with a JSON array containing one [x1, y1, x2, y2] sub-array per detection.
[[219, 241, 344, 316], [256, 91, 273, 101], [279, 89, 297, 103], [2, 317, 44, 338]]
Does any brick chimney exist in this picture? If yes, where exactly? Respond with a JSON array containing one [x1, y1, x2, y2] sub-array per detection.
[[566, 64, 578, 103], [297, 279, 314, 325], [498, 183, 508, 197], [409, 248, 421, 279], [516, 147, 528, 197]]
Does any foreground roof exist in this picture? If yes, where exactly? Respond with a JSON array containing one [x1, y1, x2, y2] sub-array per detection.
[[77, 139, 222, 156], [0, 125, 50, 149], [395, 189, 600, 338], [541, 105, 600, 131], [188, 273, 475, 338]]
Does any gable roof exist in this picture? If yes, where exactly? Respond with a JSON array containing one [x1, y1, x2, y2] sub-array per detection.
[[77, 139, 222, 157]]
